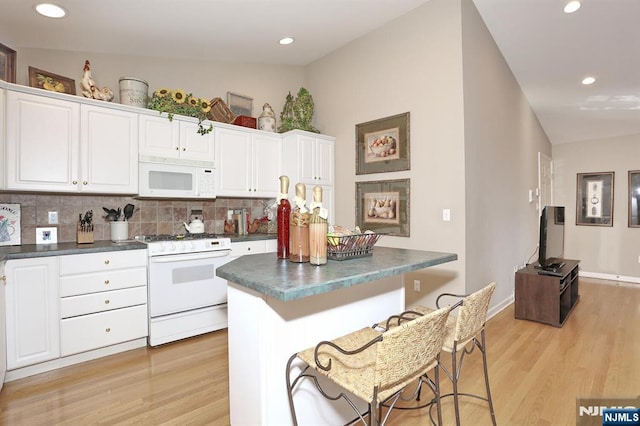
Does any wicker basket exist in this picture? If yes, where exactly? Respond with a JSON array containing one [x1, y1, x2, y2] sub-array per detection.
[[327, 233, 383, 260], [208, 97, 236, 123]]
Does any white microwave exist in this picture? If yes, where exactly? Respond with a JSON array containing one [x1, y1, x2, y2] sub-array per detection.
[[138, 156, 216, 199]]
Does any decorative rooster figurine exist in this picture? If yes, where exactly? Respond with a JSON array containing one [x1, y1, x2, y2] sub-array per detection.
[[81, 60, 114, 101]]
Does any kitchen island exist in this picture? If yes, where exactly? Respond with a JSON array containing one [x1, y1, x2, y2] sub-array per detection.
[[216, 247, 457, 426]]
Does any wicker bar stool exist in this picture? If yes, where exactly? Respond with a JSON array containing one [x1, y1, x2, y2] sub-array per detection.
[[285, 306, 450, 425], [412, 281, 497, 425]]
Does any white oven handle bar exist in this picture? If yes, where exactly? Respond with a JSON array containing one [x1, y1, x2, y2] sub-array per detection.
[[149, 251, 231, 263]]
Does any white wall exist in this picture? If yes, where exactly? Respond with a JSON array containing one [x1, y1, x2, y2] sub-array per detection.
[[461, 0, 552, 303], [307, 0, 467, 308], [553, 133, 640, 280], [16, 48, 306, 121]]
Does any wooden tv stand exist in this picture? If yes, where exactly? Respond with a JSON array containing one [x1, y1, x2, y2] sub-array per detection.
[[514, 259, 580, 327]]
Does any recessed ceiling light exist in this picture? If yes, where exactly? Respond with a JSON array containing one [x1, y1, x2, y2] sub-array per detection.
[[35, 3, 67, 18], [279, 37, 295, 46], [564, 1, 581, 14], [582, 76, 596, 85]]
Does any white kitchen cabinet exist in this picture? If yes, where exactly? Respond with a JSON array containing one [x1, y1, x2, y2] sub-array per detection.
[[0, 260, 6, 388], [139, 113, 215, 162], [4, 257, 60, 370], [58, 250, 148, 357], [6, 90, 80, 192], [282, 130, 334, 187], [215, 124, 281, 198], [282, 130, 335, 223], [5, 90, 138, 193], [80, 105, 138, 193], [230, 238, 276, 259], [0, 87, 5, 190]]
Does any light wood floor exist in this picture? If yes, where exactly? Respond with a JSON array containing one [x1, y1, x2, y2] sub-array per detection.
[[0, 278, 637, 425]]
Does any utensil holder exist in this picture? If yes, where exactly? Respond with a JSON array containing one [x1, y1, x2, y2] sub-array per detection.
[[110, 221, 128, 242]]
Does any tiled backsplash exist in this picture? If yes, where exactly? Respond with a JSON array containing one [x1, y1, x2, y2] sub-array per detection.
[[0, 192, 274, 245]]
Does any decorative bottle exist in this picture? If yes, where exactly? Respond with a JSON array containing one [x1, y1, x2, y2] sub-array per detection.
[[277, 176, 291, 259], [309, 186, 328, 265], [289, 183, 310, 263]]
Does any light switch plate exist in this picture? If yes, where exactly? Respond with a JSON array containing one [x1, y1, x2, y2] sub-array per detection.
[[36, 227, 58, 244]]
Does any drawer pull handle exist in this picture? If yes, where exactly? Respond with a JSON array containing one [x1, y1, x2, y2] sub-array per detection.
[[104, 260, 110, 265], [105, 328, 111, 333], [72, 180, 78, 185], [104, 279, 110, 284], [83, 181, 88, 185], [104, 299, 110, 304], [1, 275, 6, 282]]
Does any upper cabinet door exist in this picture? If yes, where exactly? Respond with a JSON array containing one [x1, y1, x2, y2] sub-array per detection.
[[314, 137, 334, 186], [252, 133, 281, 197], [215, 126, 252, 195], [179, 120, 215, 162], [80, 105, 139, 193], [138, 113, 181, 159], [139, 114, 215, 163], [6, 91, 81, 192]]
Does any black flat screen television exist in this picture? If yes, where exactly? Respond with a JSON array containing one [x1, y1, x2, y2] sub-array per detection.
[[538, 206, 565, 270]]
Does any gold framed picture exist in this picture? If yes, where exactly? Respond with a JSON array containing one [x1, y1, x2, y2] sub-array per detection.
[[356, 112, 410, 175], [356, 179, 410, 236], [28, 66, 76, 95]]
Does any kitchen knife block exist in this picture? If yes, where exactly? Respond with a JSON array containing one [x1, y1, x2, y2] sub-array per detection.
[[76, 221, 94, 244]]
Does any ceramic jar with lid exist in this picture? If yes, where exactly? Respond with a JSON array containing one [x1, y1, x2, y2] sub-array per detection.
[[258, 103, 277, 132]]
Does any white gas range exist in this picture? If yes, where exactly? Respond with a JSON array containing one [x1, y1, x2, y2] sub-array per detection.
[[137, 233, 232, 346]]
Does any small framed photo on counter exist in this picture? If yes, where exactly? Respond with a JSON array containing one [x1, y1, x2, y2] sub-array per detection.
[[628, 170, 640, 227]]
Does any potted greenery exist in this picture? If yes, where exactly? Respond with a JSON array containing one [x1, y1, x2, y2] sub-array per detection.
[[148, 88, 213, 135]]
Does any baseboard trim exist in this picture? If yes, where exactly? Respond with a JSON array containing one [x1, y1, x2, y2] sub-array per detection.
[[5, 338, 147, 382], [579, 271, 640, 285]]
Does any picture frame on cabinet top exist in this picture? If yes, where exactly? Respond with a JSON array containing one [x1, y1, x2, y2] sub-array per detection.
[[0, 42, 16, 83], [28, 66, 76, 95], [227, 92, 253, 117], [356, 112, 410, 175]]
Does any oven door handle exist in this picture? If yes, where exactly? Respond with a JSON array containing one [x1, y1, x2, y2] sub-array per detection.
[[149, 251, 231, 263]]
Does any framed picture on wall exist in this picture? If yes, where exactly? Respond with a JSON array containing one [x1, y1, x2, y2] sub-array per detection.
[[628, 170, 640, 228], [356, 179, 410, 236], [576, 172, 614, 226], [356, 112, 410, 175], [0, 42, 16, 83]]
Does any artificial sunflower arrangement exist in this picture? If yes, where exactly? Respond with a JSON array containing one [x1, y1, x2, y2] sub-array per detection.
[[148, 88, 213, 135]]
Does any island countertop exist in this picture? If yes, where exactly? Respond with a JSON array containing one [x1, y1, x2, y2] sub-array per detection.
[[216, 247, 457, 302]]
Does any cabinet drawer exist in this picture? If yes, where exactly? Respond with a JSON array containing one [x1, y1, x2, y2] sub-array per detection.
[[59, 249, 146, 275], [230, 240, 267, 257], [60, 267, 147, 296], [60, 286, 147, 318], [60, 304, 148, 356]]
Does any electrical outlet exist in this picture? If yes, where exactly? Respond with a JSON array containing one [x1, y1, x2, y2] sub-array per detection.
[[227, 210, 233, 221], [637, 255, 640, 263], [48, 211, 59, 224], [442, 209, 451, 221], [413, 280, 421, 292]]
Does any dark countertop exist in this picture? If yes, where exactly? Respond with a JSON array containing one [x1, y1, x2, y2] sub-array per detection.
[[0, 234, 276, 263], [216, 247, 458, 302], [0, 240, 147, 262]]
